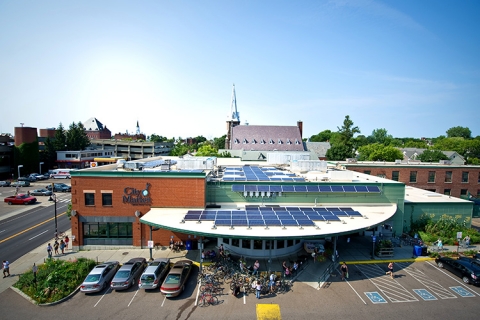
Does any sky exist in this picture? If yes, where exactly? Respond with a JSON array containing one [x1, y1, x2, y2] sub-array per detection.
[[1, 1, 479, 140]]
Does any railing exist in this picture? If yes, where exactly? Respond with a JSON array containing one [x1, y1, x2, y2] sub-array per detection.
[[318, 261, 336, 288]]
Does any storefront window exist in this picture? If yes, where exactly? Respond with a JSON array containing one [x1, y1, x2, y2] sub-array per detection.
[[242, 239, 251, 249], [277, 240, 285, 249], [231, 239, 239, 247], [287, 239, 294, 247], [254, 240, 263, 250], [102, 193, 112, 206], [83, 222, 132, 239]]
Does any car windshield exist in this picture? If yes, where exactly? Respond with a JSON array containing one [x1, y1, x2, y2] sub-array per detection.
[[115, 271, 131, 278], [141, 274, 155, 281], [164, 274, 180, 284], [85, 274, 101, 282]]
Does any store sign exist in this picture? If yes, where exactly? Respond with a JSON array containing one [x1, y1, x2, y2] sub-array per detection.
[[123, 183, 152, 206]]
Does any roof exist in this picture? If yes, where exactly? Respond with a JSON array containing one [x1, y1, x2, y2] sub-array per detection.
[[304, 141, 331, 158], [399, 148, 465, 164], [83, 117, 107, 131], [230, 125, 304, 151]]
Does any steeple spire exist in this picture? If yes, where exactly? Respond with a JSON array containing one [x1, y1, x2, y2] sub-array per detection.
[[229, 84, 240, 122]]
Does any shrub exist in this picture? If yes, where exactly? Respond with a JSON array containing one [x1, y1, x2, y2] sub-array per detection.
[[14, 258, 96, 304]]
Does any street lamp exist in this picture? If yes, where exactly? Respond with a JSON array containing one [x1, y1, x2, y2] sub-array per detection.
[[17, 165, 23, 179], [39, 162, 44, 174], [48, 186, 58, 239]]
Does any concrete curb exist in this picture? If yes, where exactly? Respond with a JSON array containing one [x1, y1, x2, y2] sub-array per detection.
[[38, 286, 81, 307], [344, 257, 436, 264], [10, 286, 38, 305]]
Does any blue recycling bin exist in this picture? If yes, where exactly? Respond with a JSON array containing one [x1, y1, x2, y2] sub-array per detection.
[[413, 245, 422, 257], [186, 240, 193, 250]]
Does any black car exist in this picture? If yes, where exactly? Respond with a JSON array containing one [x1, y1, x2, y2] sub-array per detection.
[[436, 256, 480, 285]]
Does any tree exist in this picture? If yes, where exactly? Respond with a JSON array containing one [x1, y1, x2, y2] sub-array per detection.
[[369, 128, 393, 145], [326, 116, 360, 161], [309, 130, 333, 142], [325, 144, 353, 161], [42, 137, 57, 171], [357, 144, 403, 162], [149, 134, 168, 142], [169, 143, 190, 156], [446, 126, 471, 139], [404, 140, 428, 148], [53, 123, 67, 151], [66, 122, 90, 151], [433, 137, 467, 156], [213, 135, 226, 150], [337, 115, 360, 145], [417, 149, 449, 162], [195, 145, 219, 157]]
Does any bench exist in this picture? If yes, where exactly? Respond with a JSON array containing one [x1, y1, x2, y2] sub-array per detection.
[[376, 248, 394, 257]]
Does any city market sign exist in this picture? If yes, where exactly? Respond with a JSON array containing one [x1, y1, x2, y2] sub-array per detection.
[[123, 183, 152, 206]]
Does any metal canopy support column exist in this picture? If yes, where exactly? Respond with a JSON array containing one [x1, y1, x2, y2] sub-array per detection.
[[332, 236, 338, 264], [199, 237, 204, 277]]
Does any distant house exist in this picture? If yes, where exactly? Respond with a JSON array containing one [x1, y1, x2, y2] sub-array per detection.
[[83, 117, 111, 140], [304, 141, 331, 160], [399, 148, 465, 165]]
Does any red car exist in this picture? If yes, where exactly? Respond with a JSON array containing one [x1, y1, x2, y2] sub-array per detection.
[[4, 194, 37, 205]]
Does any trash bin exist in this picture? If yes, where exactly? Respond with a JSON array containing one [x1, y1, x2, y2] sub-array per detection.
[[421, 245, 428, 256], [186, 240, 193, 250], [413, 245, 422, 257]]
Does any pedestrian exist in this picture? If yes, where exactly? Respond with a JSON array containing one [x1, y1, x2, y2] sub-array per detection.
[[255, 280, 262, 299], [292, 261, 299, 275], [464, 235, 471, 247], [47, 243, 53, 259], [253, 260, 260, 276], [54, 240, 59, 255], [232, 283, 241, 297], [269, 273, 276, 293], [64, 235, 69, 249], [340, 262, 348, 281], [32, 263, 38, 283], [60, 240, 66, 255], [312, 247, 319, 264], [386, 262, 394, 279], [437, 238, 443, 251], [3, 260, 10, 278]]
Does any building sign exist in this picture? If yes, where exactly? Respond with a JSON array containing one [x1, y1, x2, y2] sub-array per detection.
[[123, 183, 152, 206]]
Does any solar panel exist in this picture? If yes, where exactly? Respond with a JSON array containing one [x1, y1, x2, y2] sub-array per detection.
[[269, 186, 282, 192], [187, 210, 202, 215], [355, 186, 368, 192], [282, 185, 295, 192], [245, 185, 257, 192], [282, 178, 294, 182], [328, 207, 342, 211], [223, 177, 234, 181], [314, 208, 328, 212], [201, 212, 217, 219], [333, 211, 349, 217], [184, 214, 200, 221], [231, 185, 244, 192], [343, 185, 356, 192], [348, 211, 363, 216], [293, 178, 306, 182], [289, 211, 305, 217], [264, 219, 282, 226], [306, 185, 319, 192], [232, 219, 248, 226], [340, 207, 354, 211], [257, 185, 270, 192], [367, 186, 381, 193], [274, 207, 287, 211], [297, 220, 315, 226], [294, 185, 307, 192], [319, 186, 332, 192], [331, 185, 344, 192], [259, 206, 273, 211], [248, 220, 265, 226], [233, 177, 247, 181], [301, 208, 314, 212], [281, 220, 298, 226], [215, 219, 231, 226], [270, 177, 283, 181], [285, 207, 299, 211]]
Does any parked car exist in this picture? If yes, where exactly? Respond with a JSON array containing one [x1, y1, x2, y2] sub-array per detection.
[[138, 258, 170, 290], [31, 173, 46, 180], [436, 256, 480, 285], [30, 188, 53, 196], [18, 176, 36, 182], [46, 183, 71, 192], [0, 181, 11, 187], [160, 260, 193, 297], [110, 258, 147, 291], [80, 261, 120, 293], [11, 181, 30, 187], [4, 194, 37, 205]]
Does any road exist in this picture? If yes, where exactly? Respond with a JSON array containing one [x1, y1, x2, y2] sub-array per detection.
[[0, 181, 71, 263]]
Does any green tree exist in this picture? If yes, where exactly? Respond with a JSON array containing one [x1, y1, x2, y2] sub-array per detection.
[[53, 123, 67, 151], [169, 143, 190, 156], [404, 140, 428, 148], [417, 149, 449, 162], [42, 137, 57, 172], [213, 135, 226, 150], [309, 130, 333, 142], [446, 126, 471, 139], [66, 122, 90, 151], [195, 145, 219, 157], [337, 115, 360, 145], [433, 137, 467, 156], [325, 144, 353, 161], [369, 128, 393, 145], [15, 140, 40, 177], [357, 144, 403, 161], [326, 115, 360, 160], [149, 134, 168, 142]]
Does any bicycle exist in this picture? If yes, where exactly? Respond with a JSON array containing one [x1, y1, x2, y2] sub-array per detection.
[[54, 231, 66, 240], [198, 291, 218, 307]]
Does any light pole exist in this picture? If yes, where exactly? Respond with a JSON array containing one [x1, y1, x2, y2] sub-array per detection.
[[39, 162, 44, 174], [17, 165, 23, 179], [49, 185, 57, 239]]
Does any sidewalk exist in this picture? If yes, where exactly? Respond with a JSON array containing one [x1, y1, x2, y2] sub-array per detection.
[[2, 231, 479, 295]]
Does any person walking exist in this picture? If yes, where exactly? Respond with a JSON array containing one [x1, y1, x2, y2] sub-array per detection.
[[64, 235, 69, 249], [437, 238, 443, 251], [47, 243, 53, 259], [464, 235, 471, 247], [3, 260, 10, 278], [340, 262, 348, 281], [253, 260, 260, 276], [54, 240, 59, 255], [386, 262, 394, 279], [269, 273, 276, 293], [255, 280, 262, 299], [60, 240, 66, 254]]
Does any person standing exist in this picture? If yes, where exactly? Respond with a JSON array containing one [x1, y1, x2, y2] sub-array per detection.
[[54, 240, 59, 255], [47, 243, 53, 259], [253, 260, 260, 276], [269, 273, 276, 293], [437, 238, 443, 251], [32, 263, 38, 283], [386, 262, 394, 279], [64, 235, 69, 249], [464, 235, 471, 247], [60, 240, 66, 255], [340, 262, 348, 281], [255, 280, 262, 299], [3, 260, 10, 278]]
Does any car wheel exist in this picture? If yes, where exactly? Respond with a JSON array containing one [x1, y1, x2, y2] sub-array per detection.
[[7, 202, 12, 205], [437, 262, 444, 268], [462, 276, 470, 284]]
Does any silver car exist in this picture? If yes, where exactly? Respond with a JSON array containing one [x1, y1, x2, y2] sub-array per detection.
[[111, 257, 147, 291], [80, 261, 120, 293], [138, 258, 170, 290]]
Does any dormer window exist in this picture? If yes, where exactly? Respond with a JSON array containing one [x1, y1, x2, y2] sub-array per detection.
[[243, 138, 248, 144], [278, 139, 282, 144], [260, 139, 265, 144], [234, 138, 239, 144], [269, 139, 274, 144], [252, 139, 256, 144], [286, 139, 291, 145], [295, 139, 300, 145]]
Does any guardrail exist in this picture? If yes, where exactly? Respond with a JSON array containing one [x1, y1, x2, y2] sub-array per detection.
[[318, 260, 336, 288]]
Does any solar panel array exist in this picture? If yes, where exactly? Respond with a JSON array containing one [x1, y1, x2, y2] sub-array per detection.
[[183, 206, 363, 228], [231, 185, 381, 193], [223, 166, 305, 182]]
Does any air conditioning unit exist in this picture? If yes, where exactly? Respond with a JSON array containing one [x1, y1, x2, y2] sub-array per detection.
[[394, 159, 402, 164], [346, 158, 357, 163], [439, 160, 452, 165]]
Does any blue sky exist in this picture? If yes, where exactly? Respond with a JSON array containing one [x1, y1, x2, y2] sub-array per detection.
[[1, 0, 479, 140]]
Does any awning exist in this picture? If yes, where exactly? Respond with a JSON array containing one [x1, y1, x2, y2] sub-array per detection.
[[140, 204, 397, 240]]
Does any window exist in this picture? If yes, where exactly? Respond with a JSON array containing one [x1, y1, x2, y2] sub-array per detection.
[[287, 239, 294, 247], [83, 222, 132, 238], [85, 193, 95, 206], [409, 171, 417, 183], [444, 189, 451, 196], [269, 139, 274, 144], [102, 193, 112, 206], [376, 174, 386, 178], [241, 239, 251, 249], [428, 171, 435, 183], [364, 170, 371, 175], [478, 172, 480, 183], [477, 190, 480, 197], [231, 239, 239, 247], [462, 172, 469, 183], [277, 240, 285, 249], [460, 189, 468, 196], [445, 171, 452, 183], [278, 139, 282, 144], [392, 171, 399, 181], [254, 239, 263, 250], [243, 138, 248, 144]]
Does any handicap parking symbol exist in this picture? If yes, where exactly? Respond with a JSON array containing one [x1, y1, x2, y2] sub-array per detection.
[[365, 292, 387, 304], [450, 286, 475, 297], [413, 289, 437, 301]]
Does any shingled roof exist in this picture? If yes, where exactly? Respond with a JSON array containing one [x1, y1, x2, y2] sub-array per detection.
[[83, 117, 106, 131], [230, 125, 304, 151]]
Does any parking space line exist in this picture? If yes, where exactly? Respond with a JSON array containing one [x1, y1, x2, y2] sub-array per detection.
[[94, 287, 112, 307], [450, 286, 475, 297], [127, 288, 140, 307], [335, 269, 367, 305], [396, 262, 456, 299], [161, 294, 167, 307], [355, 264, 418, 303], [426, 261, 480, 297], [413, 289, 437, 301]]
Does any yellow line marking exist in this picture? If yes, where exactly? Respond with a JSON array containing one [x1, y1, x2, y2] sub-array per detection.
[[256, 304, 281, 320], [0, 212, 66, 244]]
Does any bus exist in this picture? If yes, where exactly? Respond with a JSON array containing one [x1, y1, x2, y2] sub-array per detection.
[[50, 169, 74, 179]]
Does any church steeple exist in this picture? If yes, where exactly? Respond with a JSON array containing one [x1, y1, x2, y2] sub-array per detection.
[[225, 84, 241, 149], [136, 120, 140, 135]]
